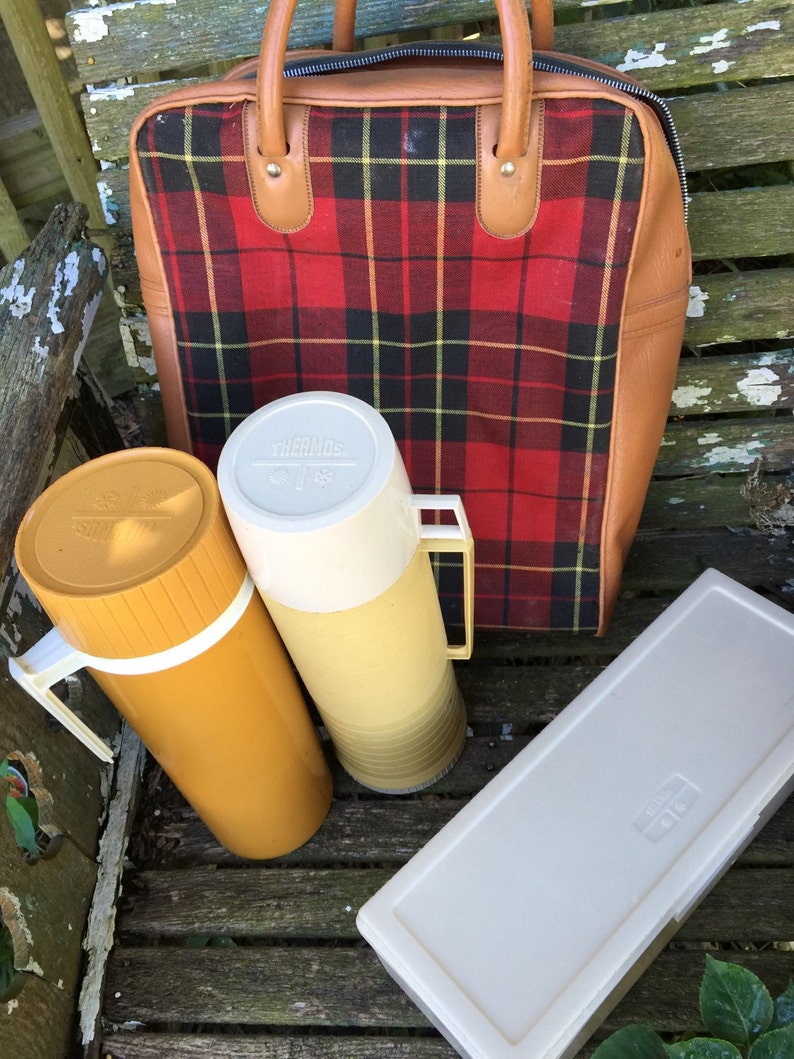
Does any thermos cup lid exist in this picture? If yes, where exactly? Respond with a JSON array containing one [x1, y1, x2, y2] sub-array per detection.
[[217, 392, 420, 611], [15, 448, 247, 658]]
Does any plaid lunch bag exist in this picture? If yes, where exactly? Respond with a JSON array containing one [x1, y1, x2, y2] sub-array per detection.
[[129, 0, 691, 633]]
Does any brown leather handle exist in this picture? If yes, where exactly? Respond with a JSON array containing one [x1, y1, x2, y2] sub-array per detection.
[[258, 0, 551, 160]]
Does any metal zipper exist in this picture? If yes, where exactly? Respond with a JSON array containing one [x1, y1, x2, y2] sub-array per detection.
[[284, 41, 689, 219]]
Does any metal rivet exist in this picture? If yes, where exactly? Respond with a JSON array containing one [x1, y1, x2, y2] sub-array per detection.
[[266, 162, 282, 178], [500, 161, 516, 177]]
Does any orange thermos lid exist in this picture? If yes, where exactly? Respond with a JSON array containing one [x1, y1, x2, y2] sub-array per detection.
[[15, 447, 246, 659]]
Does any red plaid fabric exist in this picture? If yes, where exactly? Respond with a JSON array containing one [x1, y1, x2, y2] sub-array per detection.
[[136, 96, 644, 630]]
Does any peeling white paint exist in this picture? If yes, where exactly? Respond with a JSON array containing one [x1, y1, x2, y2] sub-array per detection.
[[0, 260, 35, 318], [617, 43, 676, 72], [72, 0, 176, 43], [668, 497, 685, 505], [1, 574, 33, 652], [700, 440, 765, 466], [98, 180, 118, 225], [97, 183, 118, 226], [737, 367, 782, 406], [698, 431, 723, 447], [745, 20, 781, 32], [691, 28, 731, 54], [0, 889, 42, 976], [672, 384, 712, 409], [70, 11, 109, 44], [77, 289, 105, 370], [46, 251, 81, 335], [687, 285, 710, 318], [6, 998, 19, 1014], [31, 335, 49, 367], [88, 83, 136, 102], [712, 59, 736, 74]]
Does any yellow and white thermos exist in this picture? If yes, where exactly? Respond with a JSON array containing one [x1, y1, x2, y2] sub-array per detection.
[[217, 392, 474, 793]]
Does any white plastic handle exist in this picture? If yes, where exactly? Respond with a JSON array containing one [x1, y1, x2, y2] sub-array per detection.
[[412, 495, 474, 661], [9, 630, 114, 762], [8, 575, 256, 763]]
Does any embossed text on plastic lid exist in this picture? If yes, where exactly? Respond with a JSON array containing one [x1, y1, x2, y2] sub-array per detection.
[[217, 393, 420, 610], [15, 448, 245, 657], [219, 391, 394, 527]]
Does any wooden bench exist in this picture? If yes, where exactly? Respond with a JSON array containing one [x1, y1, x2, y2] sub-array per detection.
[[45, 0, 794, 1054], [0, 202, 130, 1057]]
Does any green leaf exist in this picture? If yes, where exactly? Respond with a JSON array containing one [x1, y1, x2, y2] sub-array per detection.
[[0, 759, 8, 779], [748, 1025, 794, 1059], [773, 983, 794, 1029], [5, 795, 39, 855], [184, 935, 211, 948], [15, 796, 38, 830], [667, 1039, 743, 1058], [700, 956, 774, 1046], [591, 1025, 669, 1058]]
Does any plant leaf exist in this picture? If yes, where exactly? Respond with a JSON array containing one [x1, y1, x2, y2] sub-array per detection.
[[0, 759, 8, 779], [700, 956, 774, 1046], [183, 936, 210, 948], [667, 1039, 743, 1059], [5, 795, 39, 855], [748, 1025, 794, 1059], [590, 1025, 669, 1057], [773, 983, 794, 1029], [15, 796, 38, 830]]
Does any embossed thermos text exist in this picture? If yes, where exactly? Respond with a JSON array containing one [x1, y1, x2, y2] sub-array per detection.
[[217, 392, 475, 794], [11, 448, 332, 859]]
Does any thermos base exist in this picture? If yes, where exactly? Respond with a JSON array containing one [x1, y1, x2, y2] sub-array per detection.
[[350, 726, 467, 794], [331, 665, 468, 794]]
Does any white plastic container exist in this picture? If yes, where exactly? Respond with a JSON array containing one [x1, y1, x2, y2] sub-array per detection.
[[357, 569, 794, 1058]]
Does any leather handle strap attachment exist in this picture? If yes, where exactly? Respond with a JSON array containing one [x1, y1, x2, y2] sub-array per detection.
[[257, 0, 550, 160]]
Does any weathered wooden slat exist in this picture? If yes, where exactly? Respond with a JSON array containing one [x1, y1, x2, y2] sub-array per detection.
[[641, 476, 767, 532], [141, 791, 794, 868], [0, 109, 66, 210], [0, 202, 106, 573], [79, 170, 794, 271], [622, 527, 794, 591], [670, 81, 794, 172], [100, 1035, 457, 1059], [67, 0, 793, 91], [671, 349, 794, 416], [102, 946, 794, 1032], [689, 186, 794, 261], [554, 0, 794, 90], [0, 171, 29, 260], [0, 0, 110, 252], [119, 865, 794, 942], [79, 61, 794, 173], [684, 269, 794, 346], [657, 416, 794, 477]]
